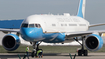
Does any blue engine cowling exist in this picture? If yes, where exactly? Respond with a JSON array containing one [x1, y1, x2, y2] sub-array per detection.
[[2, 34, 20, 51], [85, 34, 103, 51]]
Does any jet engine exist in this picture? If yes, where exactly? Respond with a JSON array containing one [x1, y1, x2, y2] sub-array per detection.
[[2, 34, 20, 51], [85, 34, 103, 51]]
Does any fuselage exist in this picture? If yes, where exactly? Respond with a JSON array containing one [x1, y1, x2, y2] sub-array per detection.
[[20, 14, 89, 43]]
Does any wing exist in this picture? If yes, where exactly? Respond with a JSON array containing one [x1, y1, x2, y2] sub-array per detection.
[[65, 30, 105, 38], [0, 19, 23, 33], [89, 23, 105, 27], [0, 19, 23, 29], [0, 28, 20, 33]]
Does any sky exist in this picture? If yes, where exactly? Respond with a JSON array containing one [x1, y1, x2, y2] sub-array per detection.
[[0, 0, 105, 30]]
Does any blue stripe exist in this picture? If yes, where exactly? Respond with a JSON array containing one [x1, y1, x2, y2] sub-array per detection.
[[20, 27, 65, 43], [43, 33, 65, 43]]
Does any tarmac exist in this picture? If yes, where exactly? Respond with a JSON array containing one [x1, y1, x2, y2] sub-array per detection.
[[0, 53, 105, 59]]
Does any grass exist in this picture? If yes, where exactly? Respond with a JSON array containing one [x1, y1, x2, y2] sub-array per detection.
[[0, 45, 105, 53]]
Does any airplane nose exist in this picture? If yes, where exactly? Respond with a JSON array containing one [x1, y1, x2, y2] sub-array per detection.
[[24, 28, 35, 38], [20, 28, 43, 41]]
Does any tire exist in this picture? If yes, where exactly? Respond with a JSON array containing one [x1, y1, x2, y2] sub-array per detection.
[[31, 51, 35, 57], [78, 50, 82, 56], [83, 50, 88, 56]]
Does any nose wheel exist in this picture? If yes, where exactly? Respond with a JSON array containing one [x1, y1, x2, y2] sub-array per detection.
[[31, 42, 42, 57]]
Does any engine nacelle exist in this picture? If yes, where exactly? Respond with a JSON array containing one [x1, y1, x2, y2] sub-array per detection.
[[2, 34, 20, 51], [85, 34, 103, 51]]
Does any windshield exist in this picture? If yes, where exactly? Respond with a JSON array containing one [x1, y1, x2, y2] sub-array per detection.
[[35, 24, 41, 28], [29, 24, 34, 28], [21, 23, 28, 27], [21, 23, 41, 28]]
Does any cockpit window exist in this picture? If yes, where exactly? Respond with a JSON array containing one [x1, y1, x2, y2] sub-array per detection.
[[29, 24, 34, 28], [35, 24, 38, 27], [21, 23, 41, 28], [38, 24, 41, 28], [35, 24, 41, 28], [21, 23, 28, 27]]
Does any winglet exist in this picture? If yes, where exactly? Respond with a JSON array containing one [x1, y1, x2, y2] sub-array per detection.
[[77, 0, 86, 18]]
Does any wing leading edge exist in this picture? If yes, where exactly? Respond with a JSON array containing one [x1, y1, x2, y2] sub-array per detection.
[[89, 23, 105, 27], [65, 30, 105, 38], [0, 28, 20, 33]]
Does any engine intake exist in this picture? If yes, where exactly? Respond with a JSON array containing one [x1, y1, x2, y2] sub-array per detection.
[[2, 34, 20, 51], [85, 34, 103, 51]]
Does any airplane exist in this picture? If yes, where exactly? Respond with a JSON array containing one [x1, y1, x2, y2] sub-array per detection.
[[0, 0, 105, 56]]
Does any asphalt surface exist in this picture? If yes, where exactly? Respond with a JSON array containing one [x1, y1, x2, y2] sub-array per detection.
[[0, 53, 105, 59]]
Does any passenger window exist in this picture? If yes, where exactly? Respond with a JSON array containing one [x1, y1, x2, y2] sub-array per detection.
[[29, 24, 34, 28], [61, 24, 63, 26], [21, 23, 28, 27], [52, 24, 56, 26], [69, 24, 77, 26]]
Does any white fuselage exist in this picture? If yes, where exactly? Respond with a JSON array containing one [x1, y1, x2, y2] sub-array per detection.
[[23, 14, 89, 33]]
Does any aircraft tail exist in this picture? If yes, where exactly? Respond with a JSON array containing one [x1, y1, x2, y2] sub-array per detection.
[[77, 0, 86, 18]]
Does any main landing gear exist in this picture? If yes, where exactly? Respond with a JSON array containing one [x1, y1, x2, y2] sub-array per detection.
[[74, 37, 88, 56]]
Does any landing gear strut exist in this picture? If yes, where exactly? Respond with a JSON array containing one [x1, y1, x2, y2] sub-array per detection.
[[31, 42, 42, 57], [74, 37, 88, 56]]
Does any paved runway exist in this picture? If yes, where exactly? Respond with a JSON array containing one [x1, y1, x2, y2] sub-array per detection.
[[0, 53, 105, 59]]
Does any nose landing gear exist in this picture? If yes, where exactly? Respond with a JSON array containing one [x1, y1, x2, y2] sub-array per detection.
[[31, 41, 43, 58]]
